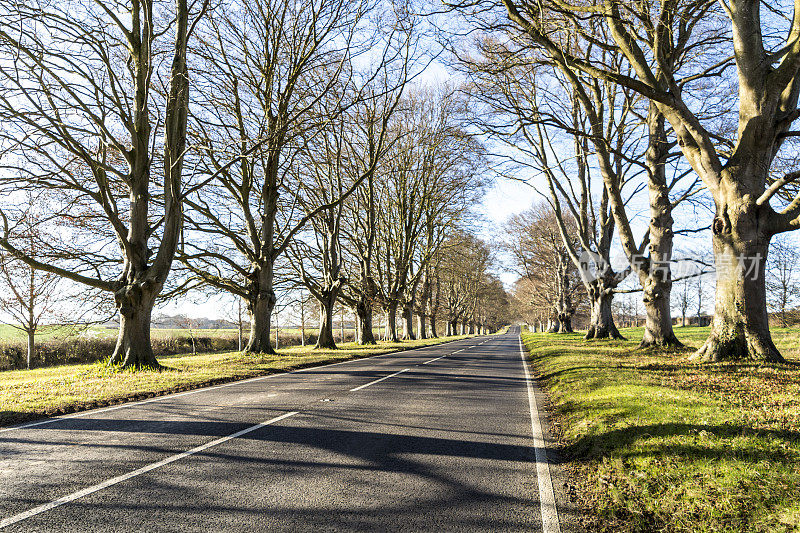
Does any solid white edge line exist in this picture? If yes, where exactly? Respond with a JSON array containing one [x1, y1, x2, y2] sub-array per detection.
[[0, 411, 299, 530], [349, 368, 410, 392], [1, 337, 478, 435], [518, 335, 561, 533]]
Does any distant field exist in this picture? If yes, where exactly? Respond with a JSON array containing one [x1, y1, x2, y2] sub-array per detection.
[[0, 325, 240, 342], [0, 324, 114, 342], [522, 326, 800, 532], [0, 325, 393, 342], [0, 334, 476, 427]]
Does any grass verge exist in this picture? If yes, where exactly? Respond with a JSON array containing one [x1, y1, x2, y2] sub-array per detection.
[[521, 327, 800, 533], [0, 335, 473, 428]]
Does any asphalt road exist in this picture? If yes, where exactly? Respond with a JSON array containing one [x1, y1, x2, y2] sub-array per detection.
[[0, 327, 574, 532]]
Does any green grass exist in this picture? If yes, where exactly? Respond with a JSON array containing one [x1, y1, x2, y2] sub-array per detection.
[[522, 326, 800, 532], [0, 334, 473, 427]]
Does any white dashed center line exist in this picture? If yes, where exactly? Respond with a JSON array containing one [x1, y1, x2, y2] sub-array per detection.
[[349, 368, 410, 392]]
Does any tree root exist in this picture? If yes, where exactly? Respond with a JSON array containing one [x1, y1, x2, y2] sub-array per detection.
[[585, 325, 626, 341], [639, 332, 684, 349], [244, 345, 277, 356], [358, 339, 378, 346], [690, 334, 785, 363], [108, 354, 164, 371]]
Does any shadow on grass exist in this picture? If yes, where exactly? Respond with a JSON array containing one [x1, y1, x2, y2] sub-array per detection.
[[628, 360, 800, 381], [536, 365, 607, 381], [560, 422, 800, 464]]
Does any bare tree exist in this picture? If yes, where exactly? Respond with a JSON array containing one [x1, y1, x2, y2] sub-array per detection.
[[179, 0, 410, 354], [475, 276, 511, 333], [674, 278, 693, 327], [179, 316, 199, 356], [694, 276, 706, 323], [289, 113, 356, 349], [511, 277, 548, 330], [463, 26, 711, 345], [766, 235, 800, 328], [505, 203, 584, 333], [489, 80, 632, 338], [371, 88, 486, 341], [0, 0, 201, 367], [293, 68, 409, 349], [493, 0, 800, 362], [0, 217, 63, 369], [436, 232, 494, 335]]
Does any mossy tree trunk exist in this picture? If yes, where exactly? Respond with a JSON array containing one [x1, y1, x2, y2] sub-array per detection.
[[110, 281, 161, 368], [401, 303, 415, 340], [245, 261, 277, 355], [585, 280, 623, 340], [692, 198, 782, 362], [385, 304, 399, 342], [356, 298, 376, 345], [316, 292, 338, 349]]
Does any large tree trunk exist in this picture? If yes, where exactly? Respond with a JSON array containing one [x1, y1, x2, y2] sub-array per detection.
[[108, 0, 190, 370], [585, 285, 624, 340], [557, 312, 573, 333], [429, 276, 440, 338], [429, 311, 438, 338], [246, 290, 276, 354], [641, 273, 681, 346], [640, 104, 682, 348], [385, 304, 399, 342], [417, 313, 427, 340], [417, 272, 430, 340], [110, 282, 160, 368], [552, 255, 575, 334], [401, 304, 415, 340], [355, 299, 376, 345], [692, 210, 783, 362], [245, 262, 277, 354], [316, 293, 337, 349]]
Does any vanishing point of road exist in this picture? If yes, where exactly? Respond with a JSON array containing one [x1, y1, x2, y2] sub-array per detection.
[[0, 326, 574, 532]]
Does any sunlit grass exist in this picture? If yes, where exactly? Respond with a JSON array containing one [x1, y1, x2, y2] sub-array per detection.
[[0, 334, 473, 427], [522, 327, 800, 532]]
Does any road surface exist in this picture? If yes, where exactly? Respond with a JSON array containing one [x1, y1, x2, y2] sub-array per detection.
[[0, 327, 573, 532]]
